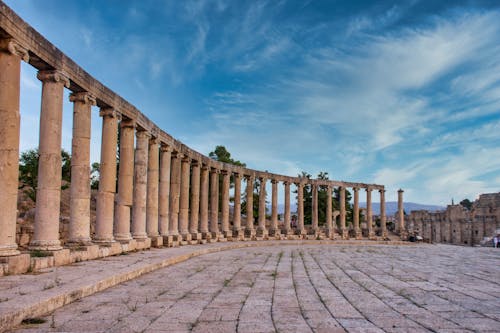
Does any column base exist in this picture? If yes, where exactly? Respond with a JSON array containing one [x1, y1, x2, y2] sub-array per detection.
[[135, 238, 151, 250], [355, 229, 362, 240], [66, 237, 93, 247], [0, 253, 30, 274], [29, 240, 63, 251], [325, 229, 334, 239], [244, 228, 256, 240], [114, 233, 133, 243], [0, 244, 20, 257], [341, 228, 349, 240], [232, 229, 245, 240], [222, 230, 233, 241], [256, 228, 268, 239], [201, 231, 211, 241], [268, 228, 281, 239], [191, 233, 202, 243], [149, 235, 163, 247], [163, 235, 179, 247], [92, 237, 116, 246], [181, 233, 192, 242]]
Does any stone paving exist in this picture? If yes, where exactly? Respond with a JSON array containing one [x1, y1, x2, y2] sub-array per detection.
[[7, 244, 500, 333]]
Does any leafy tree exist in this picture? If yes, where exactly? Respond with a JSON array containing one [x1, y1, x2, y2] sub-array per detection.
[[209, 145, 245, 167], [91, 162, 100, 190], [460, 198, 472, 210], [19, 148, 71, 202]]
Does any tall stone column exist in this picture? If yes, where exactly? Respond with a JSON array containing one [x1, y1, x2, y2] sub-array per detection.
[[158, 145, 171, 238], [30, 70, 69, 251], [221, 170, 231, 239], [209, 168, 220, 239], [189, 160, 201, 240], [257, 177, 268, 238], [179, 156, 191, 241], [169, 152, 182, 240], [398, 189, 406, 239], [131, 129, 150, 241], [353, 187, 361, 239], [312, 183, 318, 234], [245, 175, 255, 238], [366, 188, 374, 239], [326, 185, 333, 239], [283, 181, 292, 236], [94, 108, 119, 244], [199, 165, 210, 239], [68, 92, 95, 245], [380, 189, 387, 238], [232, 173, 243, 239], [114, 118, 135, 242], [297, 182, 306, 236], [0, 38, 28, 256], [270, 180, 279, 237], [340, 186, 348, 239], [146, 137, 160, 245]]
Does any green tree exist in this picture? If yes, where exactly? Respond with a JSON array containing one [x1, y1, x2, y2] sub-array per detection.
[[460, 198, 472, 210], [19, 148, 71, 202], [90, 162, 100, 190]]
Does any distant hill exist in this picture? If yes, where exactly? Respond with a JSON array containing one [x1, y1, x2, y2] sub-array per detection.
[[275, 202, 444, 215]]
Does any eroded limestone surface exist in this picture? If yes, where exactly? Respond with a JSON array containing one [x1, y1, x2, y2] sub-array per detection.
[[10, 244, 500, 333]]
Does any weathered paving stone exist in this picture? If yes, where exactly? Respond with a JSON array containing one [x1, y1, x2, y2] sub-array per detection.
[[6, 244, 500, 333]]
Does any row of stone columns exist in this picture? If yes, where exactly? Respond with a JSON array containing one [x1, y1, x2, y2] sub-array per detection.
[[0, 36, 398, 257]]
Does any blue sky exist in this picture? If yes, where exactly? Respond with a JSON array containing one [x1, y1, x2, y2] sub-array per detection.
[[5, 0, 500, 205]]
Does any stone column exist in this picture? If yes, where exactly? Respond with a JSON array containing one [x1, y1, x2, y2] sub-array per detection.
[[68, 92, 95, 245], [283, 181, 291, 235], [179, 156, 191, 241], [257, 177, 268, 238], [114, 118, 135, 242], [169, 152, 182, 240], [189, 160, 201, 240], [146, 137, 161, 246], [297, 182, 306, 236], [221, 170, 231, 239], [312, 183, 318, 234], [353, 187, 361, 239], [269, 180, 279, 237], [158, 145, 171, 238], [94, 108, 119, 244], [209, 168, 220, 239], [326, 185, 333, 239], [0, 39, 28, 256], [366, 188, 374, 239], [245, 175, 255, 238], [398, 189, 406, 239], [232, 173, 243, 239], [380, 189, 387, 238], [131, 129, 150, 241], [30, 70, 70, 251], [340, 186, 348, 239], [199, 165, 210, 239]]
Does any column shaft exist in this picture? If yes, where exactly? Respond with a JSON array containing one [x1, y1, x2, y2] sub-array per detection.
[[94, 108, 119, 243], [209, 168, 219, 235], [179, 156, 191, 237], [189, 161, 201, 235], [340, 186, 347, 239], [353, 187, 361, 239], [284, 182, 291, 234], [312, 183, 318, 232], [131, 129, 150, 240], [31, 70, 69, 250], [233, 173, 242, 232], [146, 137, 159, 237], [398, 189, 405, 237], [245, 175, 254, 234], [169, 152, 181, 237], [257, 177, 267, 237], [158, 145, 171, 236], [366, 188, 373, 238], [0, 38, 27, 255], [380, 189, 387, 238], [326, 185, 333, 237], [297, 182, 305, 235], [199, 166, 209, 235], [114, 119, 135, 242], [221, 171, 230, 235], [68, 92, 95, 245], [270, 180, 278, 235]]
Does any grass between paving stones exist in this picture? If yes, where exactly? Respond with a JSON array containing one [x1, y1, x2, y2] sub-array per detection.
[[21, 318, 47, 325]]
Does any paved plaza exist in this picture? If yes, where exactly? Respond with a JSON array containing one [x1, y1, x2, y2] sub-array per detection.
[[7, 243, 500, 333]]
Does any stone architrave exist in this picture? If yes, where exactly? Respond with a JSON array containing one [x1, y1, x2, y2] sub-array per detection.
[[158, 145, 172, 237], [232, 173, 243, 238], [221, 170, 231, 238], [209, 168, 220, 239], [257, 177, 268, 238], [245, 175, 255, 238], [297, 182, 306, 236], [146, 136, 160, 240], [131, 129, 150, 240], [94, 108, 119, 244], [326, 185, 333, 238], [189, 160, 201, 238], [340, 186, 348, 239], [179, 156, 191, 241], [169, 152, 182, 239], [366, 187, 374, 239], [114, 118, 135, 242], [283, 181, 291, 235], [380, 189, 387, 238], [353, 187, 361, 239], [30, 70, 70, 251], [312, 183, 318, 234], [270, 179, 279, 237], [0, 38, 28, 256], [199, 165, 210, 238], [68, 91, 96, 245]]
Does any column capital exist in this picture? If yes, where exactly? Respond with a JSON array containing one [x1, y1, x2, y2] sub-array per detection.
[[210, 167, 220, 174], [69, 91, 96, 106], [171, 151, 183, 159], [259, 176, 267, 182], [221, 169, 230, 176], [191, 159, 201, 167], [271, 179, 278, 184], [37, 70, 70, 88], [120, 118, 136, 129], [398, 188, 404, 193], [366, 186, 373, 192], [0, 38, 29, 62], [353, 187, 359, 192], [244, 174, 254, 181], [201, 163, 210, 171], [99, 107, 121, 120], [135, 128, 151, 140], [233, 171, 242, 179], [379, 188, 386, 193], [181, 155, 191, 163], [160, 144, 172, 152]]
